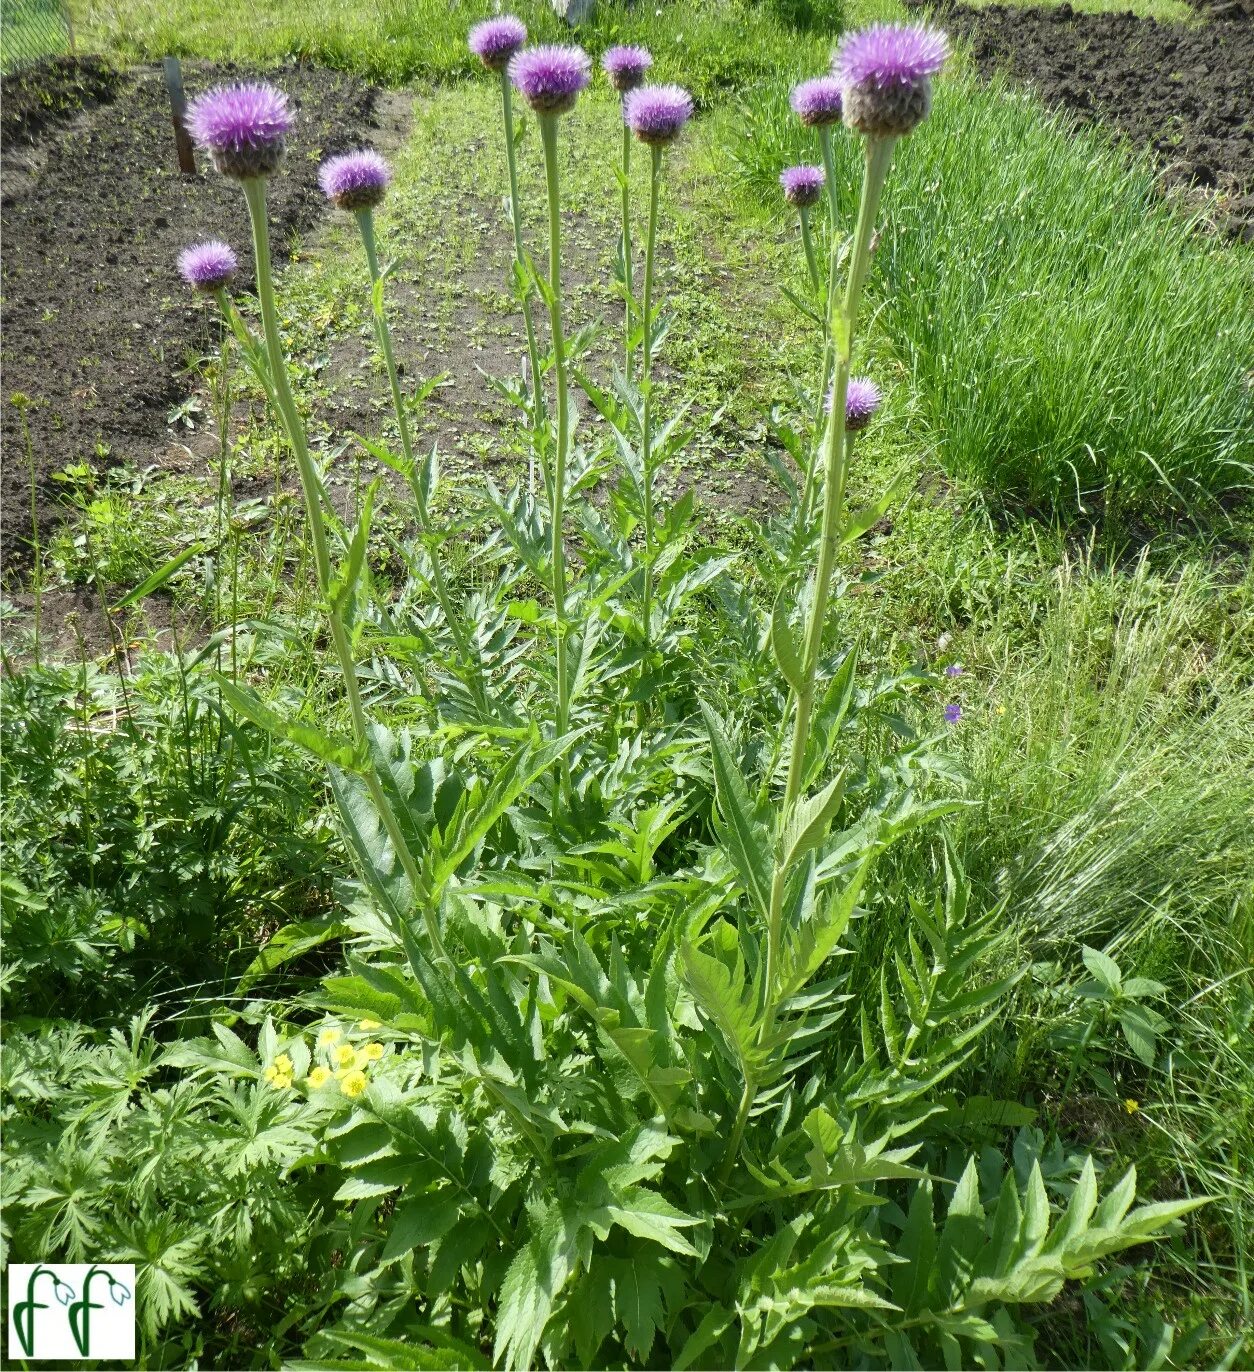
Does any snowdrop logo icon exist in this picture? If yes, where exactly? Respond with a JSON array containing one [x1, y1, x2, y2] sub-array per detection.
[[8, 1264, 135, 1361]]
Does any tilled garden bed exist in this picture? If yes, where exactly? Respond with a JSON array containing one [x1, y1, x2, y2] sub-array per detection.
[[0, 58, 379, 570], [939, 2, 1254, 239]]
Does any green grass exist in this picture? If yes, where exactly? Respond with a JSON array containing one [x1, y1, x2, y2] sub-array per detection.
[[734, 71, 1254, 524], [72, 0, 838, 100]]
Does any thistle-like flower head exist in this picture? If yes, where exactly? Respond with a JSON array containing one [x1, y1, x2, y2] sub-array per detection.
[[844, 376, 883, 430], [187, 82, 292, 179], [319, 149, 392, 211], [468, 15, 527, 72], [602, 44, 653, 94], [623, 84, 694, 147], [835, 23, 950, 138], [178, 240, 238, 292], [790, 75, 843, 127], [509, 45, 591, 116], [826, 375, 883, 431], [780, 164, 825, 209]]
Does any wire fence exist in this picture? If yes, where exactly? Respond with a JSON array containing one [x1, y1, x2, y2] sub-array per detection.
[[1, 0, 74, 75]]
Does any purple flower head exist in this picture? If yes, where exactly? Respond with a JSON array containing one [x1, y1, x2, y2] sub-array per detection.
[[790, 75, 843, 128], [944, 702, 963, 726], [187, 82, 292, 179], [509, 44, 591, 116], [827, 375, 883, 431], [944, 663, 963, 678], [178, 240, 238, 293], [603, 45, 653, 94], [835, 24, 950, 137], [623, 84, 694, 147], [845, 376, 882, 430], [319, 149, 391, 211], [780, 163, 824, 209], [468, 15, 527, 72]]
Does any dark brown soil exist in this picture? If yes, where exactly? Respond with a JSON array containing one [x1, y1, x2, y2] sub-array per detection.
[[1, 59, 379, 573], [940, 3, 1254, 240]]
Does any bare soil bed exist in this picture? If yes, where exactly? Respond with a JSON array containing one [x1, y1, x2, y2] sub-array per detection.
[[939, 2, 1254, 239], [0, 58, 379, 571]]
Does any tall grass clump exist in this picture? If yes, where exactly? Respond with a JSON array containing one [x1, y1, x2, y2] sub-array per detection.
[[736, 72, 1254, 523], [955, 553, 1254, 942]]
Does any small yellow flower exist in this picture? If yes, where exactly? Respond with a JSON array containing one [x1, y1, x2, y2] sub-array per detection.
[[274, 1053, 294, 1075], [363, 1041, 385, 1062], [262, 1064, 279, 1084], [317, 1026, 342, 1048], [995, 704, 1006, 716], [273, 1073, 293, 1091], [334, 1042, 357, 1069], [1124, 1098, 1140, 1114], [358, 1019, 381, 1031], [339, 1069, 368, 1099], [308, 1065, 331, 1088]]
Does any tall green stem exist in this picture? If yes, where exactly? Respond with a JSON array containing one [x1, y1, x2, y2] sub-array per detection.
[[798, 124, 843, 531], [539, 116, 571, 742], [763, 136, 896, 1007], [355, 208, 481, 699], [241, 176, 433, 939], [640, 144, 662, 645], [620, 119, 634, 379], [798, 205, 821, 300], [500, 71, 546, 425]]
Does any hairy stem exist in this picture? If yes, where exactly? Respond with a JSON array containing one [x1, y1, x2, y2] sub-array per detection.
[[640, 143, 662, 647], [621, 118, 634, 380], [355, 208, 481, 700], [540, 116, 571, 745], [500, 71, 546, 426], [799, 204, 822, 300], [764, 136, 896, 1009], [242, 175, 435, 940]]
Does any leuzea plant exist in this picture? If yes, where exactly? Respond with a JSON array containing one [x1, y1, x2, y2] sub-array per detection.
[[171, 21, 1209, 1369]]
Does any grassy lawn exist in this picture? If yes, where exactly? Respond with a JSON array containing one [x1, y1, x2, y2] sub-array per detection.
[[5, 0, 1252, 1367]]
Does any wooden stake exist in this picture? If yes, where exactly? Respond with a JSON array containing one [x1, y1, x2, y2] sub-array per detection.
[[163, 57, 197, 175]]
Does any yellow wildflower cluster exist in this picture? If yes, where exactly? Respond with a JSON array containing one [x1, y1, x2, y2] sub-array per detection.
[[308, 1020, 387, 1098], [262, 1053, 295, 1091], [262, 1024, 388, 1098]]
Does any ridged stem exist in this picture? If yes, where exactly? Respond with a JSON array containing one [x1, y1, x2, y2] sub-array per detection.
[[539, 115, 571, 745], [500, 71, 546, 425], [763, 135, 896, 1011], [355, 207, 481, 701], [621, 118, 634, 379], [640, 143, 662, 647], [241, 176, 437, 948], [799, 204, 821, 300]]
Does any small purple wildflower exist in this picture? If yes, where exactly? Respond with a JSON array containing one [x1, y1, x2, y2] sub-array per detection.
[[187, 82, 292, 179], [509, 45, 591, 116], [944, 663, 963, 678], [835, 23, 950, 138], [826, 376, 882, 431], [602, 45, 652, 94], [790, 75, 843, 128], [178, 240, 238, 293], [780, 164, 825, 209], [623, 84, 694, 147], [944, 702, 963, 725], [319, 150, 391, 211], [468, 15, 527, 72]]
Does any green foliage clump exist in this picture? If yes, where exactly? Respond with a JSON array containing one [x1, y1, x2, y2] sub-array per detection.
[[0, 654, 334, 1021], [735, 72, 1254, 523]]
